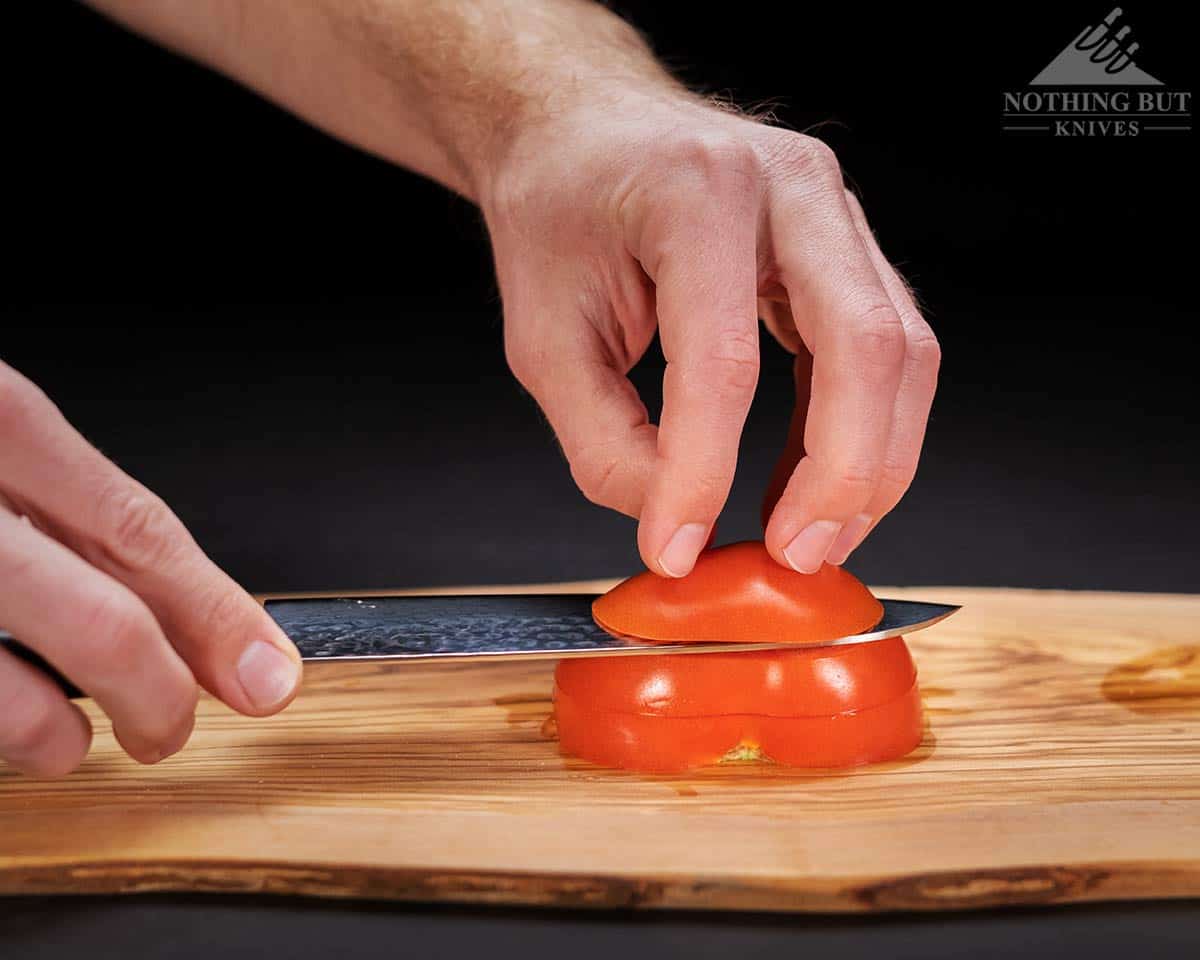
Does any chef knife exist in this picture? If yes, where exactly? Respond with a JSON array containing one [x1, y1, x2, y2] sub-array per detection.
[[0, 593, 958, 699]]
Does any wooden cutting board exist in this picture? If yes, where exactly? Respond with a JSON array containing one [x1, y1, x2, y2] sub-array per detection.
[[2, 583, 1199, 913]]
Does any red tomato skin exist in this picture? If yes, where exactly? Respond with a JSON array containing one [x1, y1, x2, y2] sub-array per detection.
[[554, 682, 922, 773], [554, 637, 917, 718], [592, 542, 883, 645], [552, 640, 923, 774]]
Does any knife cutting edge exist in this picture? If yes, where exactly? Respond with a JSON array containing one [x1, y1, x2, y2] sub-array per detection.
[[0, 593, 959, 700]]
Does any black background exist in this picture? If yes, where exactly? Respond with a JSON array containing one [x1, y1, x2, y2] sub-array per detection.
[[2, 1, 1198, 956]]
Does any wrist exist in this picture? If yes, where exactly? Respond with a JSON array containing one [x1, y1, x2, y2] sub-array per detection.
[[459, 5, 692, 210], [475, 82, 716, 219]]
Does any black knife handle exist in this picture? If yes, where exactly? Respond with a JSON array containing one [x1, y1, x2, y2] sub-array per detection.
[[0, 635, 85, 699]]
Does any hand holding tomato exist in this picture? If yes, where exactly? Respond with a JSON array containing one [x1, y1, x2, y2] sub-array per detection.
[[485, 94, 940, 580]]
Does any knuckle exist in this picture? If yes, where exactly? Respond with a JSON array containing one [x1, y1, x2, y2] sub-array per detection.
[[78, 592, 156, 665], [668, 132, 759, 193], [907, 323, 943, 374], [801, 135, 839, 171], [503, 339, 543, 393], [699, 331, 761, 395], [194, 581, 250, 638], [830, 463, 879, 502], [690, 469, 732, 505], [877, 458, 916, 502], [773, 134, 842, 187], [98, 485, 187, 570], [849, 305, 907, 370], [569, 445, 623, 508]]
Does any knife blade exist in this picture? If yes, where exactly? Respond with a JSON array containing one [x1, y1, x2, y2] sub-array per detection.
[[0, 593, 958, 699], [267, 593, 958, 660]]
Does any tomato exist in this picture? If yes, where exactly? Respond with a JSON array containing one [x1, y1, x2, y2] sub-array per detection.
[[592, 541, 882, 644], [556, 636, 916, 717], [554, 640, 922, 773], [555, 540, 920, 773]]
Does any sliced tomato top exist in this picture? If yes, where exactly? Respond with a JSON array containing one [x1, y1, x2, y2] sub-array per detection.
[[592, 541, 883, 645], [554, 639, 916, 718]]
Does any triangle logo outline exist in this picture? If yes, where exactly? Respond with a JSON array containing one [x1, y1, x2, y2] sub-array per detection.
[[1030, 7, 1164, 86]]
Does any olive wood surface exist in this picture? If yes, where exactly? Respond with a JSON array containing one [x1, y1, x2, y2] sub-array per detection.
[[2, 583, 1198, 913]]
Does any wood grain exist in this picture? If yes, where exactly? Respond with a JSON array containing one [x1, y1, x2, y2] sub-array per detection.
[[2, 583, 1199, 913]]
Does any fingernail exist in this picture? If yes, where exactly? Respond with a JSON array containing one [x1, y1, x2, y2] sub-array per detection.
[[826, 513, 874, 566], [782, 520, 843, 574], [237, 640, 301, 711], [658, 523, 709, 577]]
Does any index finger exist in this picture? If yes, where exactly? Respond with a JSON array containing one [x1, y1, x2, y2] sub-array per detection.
[[0, 364, 302, 717]]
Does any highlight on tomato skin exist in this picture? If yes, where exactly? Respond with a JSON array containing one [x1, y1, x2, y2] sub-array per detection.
[[555, 638, 916, 718], [552, 641, 924, 774], [592, 541, 882, 645]]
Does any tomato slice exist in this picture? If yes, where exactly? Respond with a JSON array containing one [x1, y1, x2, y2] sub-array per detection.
[[555, 681, 922, 773], [553, 641, 922, 773], [592, 541, 882, 645], [555, 639, 916, 717], [555, 544, 919, 773]]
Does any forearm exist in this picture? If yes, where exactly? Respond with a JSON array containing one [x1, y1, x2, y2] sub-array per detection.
[[81, 0, 680, 201]]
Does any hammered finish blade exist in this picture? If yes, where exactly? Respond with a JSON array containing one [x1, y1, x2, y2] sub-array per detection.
[[263, 594, 959, 663]]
